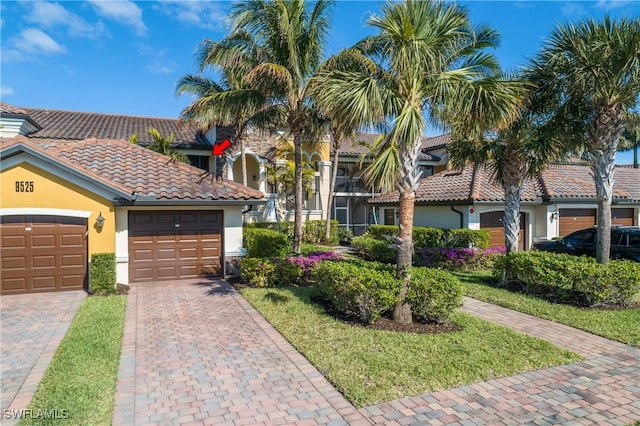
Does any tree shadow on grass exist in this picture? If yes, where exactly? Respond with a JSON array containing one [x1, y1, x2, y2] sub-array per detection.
[[263, 291, 290, 304]]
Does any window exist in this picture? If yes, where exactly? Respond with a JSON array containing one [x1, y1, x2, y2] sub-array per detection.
[[384, 209, 396, 225], [565, 229, 595, 244], [188, 155, 209, 171]]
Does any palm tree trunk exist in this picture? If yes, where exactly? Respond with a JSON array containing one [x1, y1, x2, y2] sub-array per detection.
[[634, 145, 638, 169], [293, 132, 303, 254], [588, 110, 622, 264], [240, 139, 248, 187], [325, 141, 340, 243], [393, 188, 415, 325]]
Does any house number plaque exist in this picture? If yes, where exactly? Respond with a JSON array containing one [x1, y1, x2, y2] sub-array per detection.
[[15, 181, 34, 192]]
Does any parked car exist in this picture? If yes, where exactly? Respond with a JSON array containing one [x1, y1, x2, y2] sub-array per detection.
[[533, 226, 640, 262]]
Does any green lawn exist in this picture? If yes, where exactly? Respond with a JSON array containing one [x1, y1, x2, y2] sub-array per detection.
[[241, 286, 580, 407], [21, 295, 127, 426], [457, 270, 640, 347]]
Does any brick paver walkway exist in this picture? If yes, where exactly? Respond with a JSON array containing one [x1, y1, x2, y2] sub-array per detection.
[[358, 297, 640, 425], [112, 279, 369, 425], [0, 291, 86, 417], [114, 281, 639, 425]]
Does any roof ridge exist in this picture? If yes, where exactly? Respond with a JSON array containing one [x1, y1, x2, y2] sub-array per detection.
[[23, 106, 183, 122], [469, 164, 481, 201]]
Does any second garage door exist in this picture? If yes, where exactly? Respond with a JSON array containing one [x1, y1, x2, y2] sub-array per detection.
[[612, 208, 634, 226], [128, 211, 223, 283], [559, 209, 596, 237]]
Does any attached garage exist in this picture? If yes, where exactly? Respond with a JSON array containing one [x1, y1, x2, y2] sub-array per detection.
[[612, 208, 634, 226], [128, 210, 223, 283], [559, 209, 596, 237], [1, 215, 87, 295], [480, 211, 526, 250]]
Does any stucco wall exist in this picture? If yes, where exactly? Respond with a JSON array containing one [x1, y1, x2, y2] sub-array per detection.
[[413, 206, 466, 229], [1, 162, 115, 256]]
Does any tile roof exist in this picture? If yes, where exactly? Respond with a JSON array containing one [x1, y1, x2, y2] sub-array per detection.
[[336, 133, 440, 161], [421, 134, 451, 151], [2, 136, 264, 202], [370, 163, 639, 205], [9, 106, 211, 149], [0, 102, 29, 115]]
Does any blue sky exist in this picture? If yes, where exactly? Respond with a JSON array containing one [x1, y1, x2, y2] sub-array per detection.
[[1, 0, 638, 163]]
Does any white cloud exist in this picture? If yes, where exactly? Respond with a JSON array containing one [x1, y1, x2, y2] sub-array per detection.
[[138, 43, 177, 75], [594, 0, 632, 10], [2, 28, 67, 61], [1, 86, 14, 96], [153, 1, 230, 31], [561, 2, 586, 17], [27, 2, 109, 39], [88, 0, 147, 36]]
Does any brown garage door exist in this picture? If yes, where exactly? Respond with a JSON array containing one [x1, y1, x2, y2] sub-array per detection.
[[1, 215, 87, 295], [128, 211, 223, 283], [612, 208, 634, 226], [480, 211, 526, 250], [559, 209, 596, 237]]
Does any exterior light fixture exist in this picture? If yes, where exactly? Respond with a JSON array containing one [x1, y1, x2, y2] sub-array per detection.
[[550, 212, 558, 223], [96, 212, 106, 228]]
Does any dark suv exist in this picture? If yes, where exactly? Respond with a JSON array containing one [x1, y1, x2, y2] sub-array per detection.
[[533, 226, 640, 262]]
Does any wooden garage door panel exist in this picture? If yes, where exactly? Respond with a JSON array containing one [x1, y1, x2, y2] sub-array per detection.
[[480, 211, 525, 250], [1, 215, 87, 295], [128, 211, 223, 283], [559, 209, 596, 237], [612, 208, 634, 226]]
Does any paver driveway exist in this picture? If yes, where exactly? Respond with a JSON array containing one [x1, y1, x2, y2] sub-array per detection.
[[0, 291, 86, 414], [113, 279, 640, 425], [112, 279, 368, 425]]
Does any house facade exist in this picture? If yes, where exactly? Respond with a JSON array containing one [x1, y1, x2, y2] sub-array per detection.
[[370, 163, 640, 249], [0, 103, 264, 295]]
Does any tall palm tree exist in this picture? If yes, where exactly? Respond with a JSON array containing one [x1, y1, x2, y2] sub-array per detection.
[[313, 0, 522, 324], [529, 16, 640, 263], [175, 34, 271, 184], [222, 0, 333, 254], [448, 81, 562, 255], [620, 111, 640, 169]]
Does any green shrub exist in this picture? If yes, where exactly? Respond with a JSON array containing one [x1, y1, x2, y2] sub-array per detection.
[[312, 261, 400, 324], [245, 220, 339, 244], [413, 227, 444, 250], [300, 243, 324, 256], [493, 252, 640, 307], [270, 258, 304, 286], [443, 229, 490, 249], [351, 236, 397, 263], [366, 225, 399, 240], [407, 267, 464, 323], [240, 258, 276, 287], [90, 253, 116, 294], [336, 226, 354, 245], [244, 228, 291, 258]]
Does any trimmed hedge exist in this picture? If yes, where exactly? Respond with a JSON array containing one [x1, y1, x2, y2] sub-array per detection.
[[244, 228, 291, 258], [245, 220, 339, 244], [419, 247, 505, 271], [408, 267, 464, 323], [312, 260, 399, 324], [351, 235, 396, 264], [240, 252, 343, 287], [90, 253, 116, 294], [365, 225, 489, 250], [494, 251, 640, 307]]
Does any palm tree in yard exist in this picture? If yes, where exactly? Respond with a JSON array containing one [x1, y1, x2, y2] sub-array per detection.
[[529, 16, 640, 264], [224, 0, 333, 254], [619, 111, 640, 169], [175, 33, 270, 184], [448, 80, 563, 255], [313, 0, 523, 324]]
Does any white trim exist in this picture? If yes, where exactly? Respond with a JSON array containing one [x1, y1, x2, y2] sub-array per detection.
[[0, 208, 91, 218]]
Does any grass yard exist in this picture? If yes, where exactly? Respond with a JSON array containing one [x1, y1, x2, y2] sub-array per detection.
[[21, 295, 127, 426], [457, 270, 640, 347], [241, 286, 580, 407]]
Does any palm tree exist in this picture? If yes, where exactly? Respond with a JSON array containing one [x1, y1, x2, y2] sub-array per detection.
[[529, 16, 640, 263], [312, 0, 522, 324], [448, 80, 562, 255], [129, 128, 189, 162], [223, 0, 333, 254], [175, 34, 271, 184], [620, 111, 640, 169]]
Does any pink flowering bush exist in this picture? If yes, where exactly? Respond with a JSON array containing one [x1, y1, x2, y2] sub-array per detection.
[[420, 246, 506, 271]]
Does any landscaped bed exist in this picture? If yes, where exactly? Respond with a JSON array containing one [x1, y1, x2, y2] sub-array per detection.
[[21, 295, 126, 426], [458, 270, 640, 347], [240, 286, 581, 407]]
